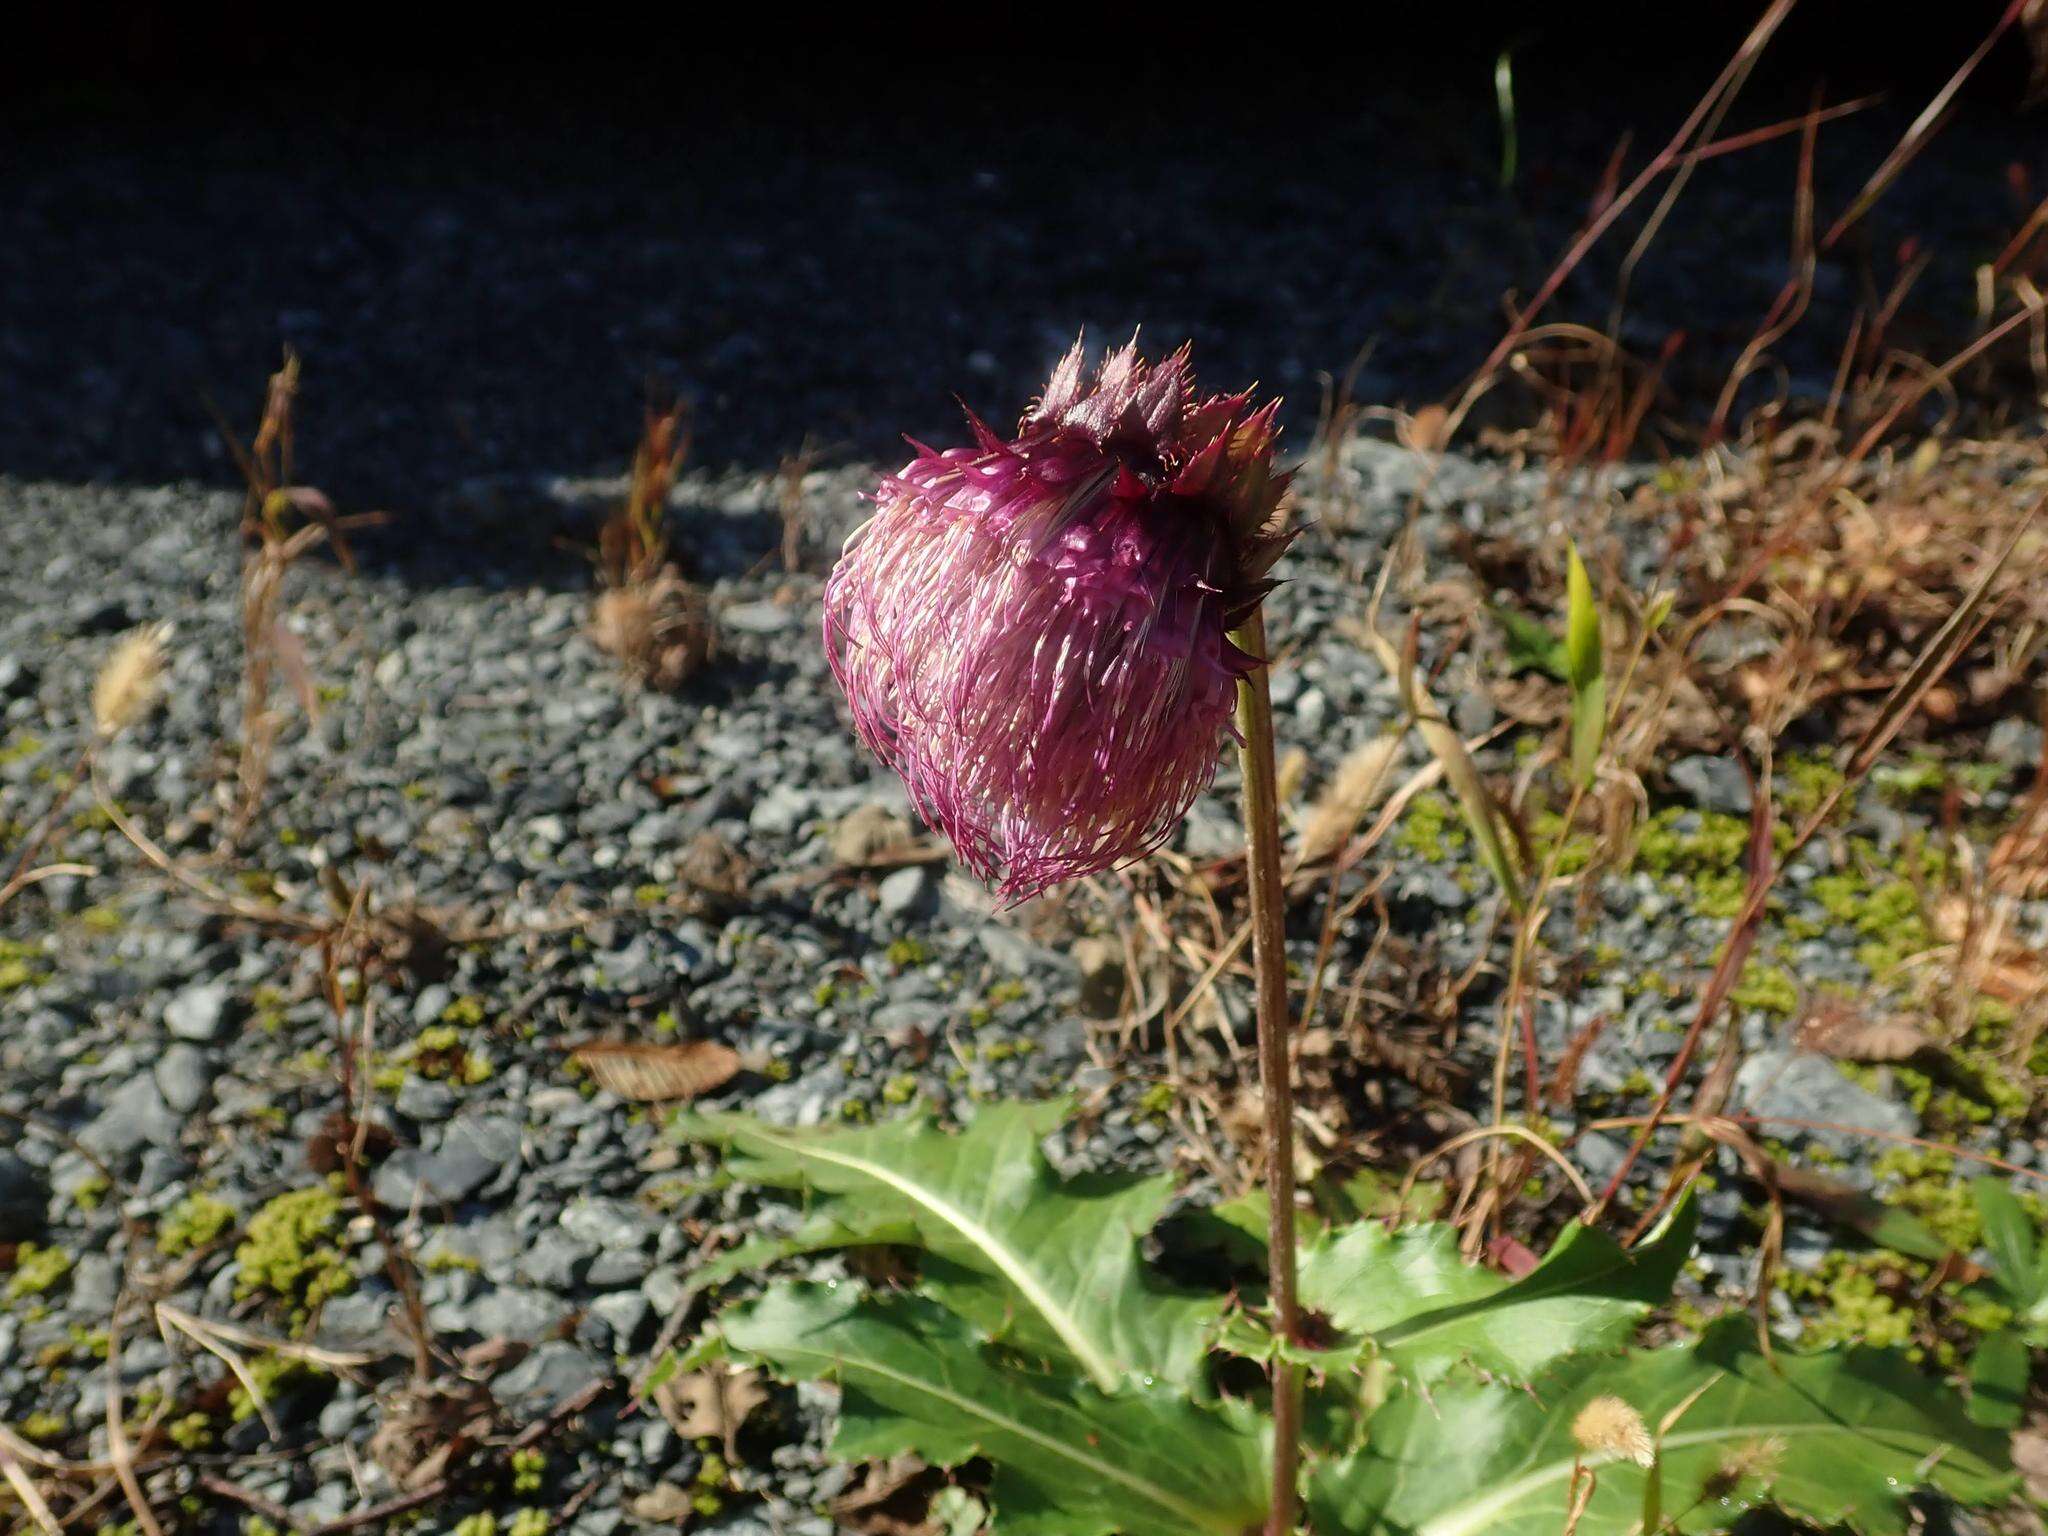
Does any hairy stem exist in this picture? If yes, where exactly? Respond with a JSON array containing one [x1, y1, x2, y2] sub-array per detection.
[[1231, 609, 1301, 1536]]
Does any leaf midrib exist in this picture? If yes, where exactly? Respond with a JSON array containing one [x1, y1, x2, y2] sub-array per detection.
[[777, 1336, 1246, 1534], [741, 1125, 1124, 1392]]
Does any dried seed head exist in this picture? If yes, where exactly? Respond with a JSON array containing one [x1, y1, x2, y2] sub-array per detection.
[[92, 622, 172, 738], [1571, 1396, 1655, 1468], [825, 337, 1291, 902]]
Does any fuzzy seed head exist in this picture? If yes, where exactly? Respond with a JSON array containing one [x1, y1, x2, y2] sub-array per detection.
[[825, 338, 1291, 902], [1571, 1396, 1655, 1468], [93, 622, 171, 738]]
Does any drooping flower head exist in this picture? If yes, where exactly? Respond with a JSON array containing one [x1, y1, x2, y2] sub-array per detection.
[[824, 337, 1291, 903]]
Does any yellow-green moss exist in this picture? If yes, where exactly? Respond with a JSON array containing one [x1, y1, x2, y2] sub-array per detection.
[[15, 1411, 68, 1443], [0, 937, 50, 993], [234, 1188, 352, 1321], [167, 1412, 214, 1450], [1780, 754, 1849, 823], [1394, 793, 1466, 863], [885, 936, 933, 969], [1729, 961, 1799, 1019], [1784, 1256, 1916, 1352], [1634, 807, 1760, 919], [157, 1193, 236, 1258], [1873, 1147, 1980, 1249], [5, 1242, 71, 1302], [440, 994, 487, 1027], [0, 731, 45, 767]]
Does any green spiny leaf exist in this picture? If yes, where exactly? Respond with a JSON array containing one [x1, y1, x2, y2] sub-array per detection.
[[718, 1283, 1267, 1536], [1308, 1320, 2013, 1536], [673, 1101, 1223, 1392], [1280, 1194, 1697, 1384]]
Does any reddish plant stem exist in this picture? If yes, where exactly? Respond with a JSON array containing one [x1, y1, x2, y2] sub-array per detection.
[[1231, 609, 1301, 1536]]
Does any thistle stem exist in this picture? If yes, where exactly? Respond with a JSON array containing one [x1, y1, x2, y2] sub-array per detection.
[[1231, 609, 1301, 1536]]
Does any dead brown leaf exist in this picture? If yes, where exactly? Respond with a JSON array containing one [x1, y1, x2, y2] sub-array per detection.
[[572, 1041, 742, 1103], [832, 804, 914, 867], [1793, 996, 1934, 1062], [630, 1482, 702, 1524], [675, 831, 751, 914], [653, 1366, 768, 1463], [592, 574, 715, 692], [828, 1454, 944, 1536], [368, 1380, 497, 1491], [2016, 1416, 2048, 1504]]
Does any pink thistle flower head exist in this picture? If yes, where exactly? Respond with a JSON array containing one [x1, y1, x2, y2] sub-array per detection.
[[824, 336, 1293, 903]]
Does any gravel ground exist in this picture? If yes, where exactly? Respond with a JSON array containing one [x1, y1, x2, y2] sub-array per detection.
[[2, 432, 2045, 1532], [3, 57, 2047, 1536]]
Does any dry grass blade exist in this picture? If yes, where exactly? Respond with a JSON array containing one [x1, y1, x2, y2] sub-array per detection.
[[105, 1314, 166, 1536], [1593, 766, 1775, 1225], [1292, 734, 1400, 868], [152, 1303, 375, 1372], [1379, 616, 1524, 913], [0, 1441, 62, 1536], [1841, 493, 2043, 784], [1821, 0, 2030, 248], [155, 1304, 285, 1443], [571, 1040, 743, 1102]]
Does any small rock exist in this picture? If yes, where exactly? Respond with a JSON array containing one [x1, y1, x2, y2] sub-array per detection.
[[154, 1044, 214, 1114], [373, 1116, 519, 1208], [877, 866, 935, 920], [560, 1197, 656, 1250], [164, 982, 234, 1043], [495, 1341, 608, 1406], [748, 783, 812, 837], [70, 1253, 119, 1314], [718, 601, 796, 634], [467, 1286, 573, 1342], [522, 1229, 598, 1289], [1734, 1049, 1915, 1147], [82, 1074, 183, 1158], [590, 1290, 652, 1344], [1987, 718, 2043, 772], [587, 1247, 653, 1287], [1669, 755, 1751, 815]]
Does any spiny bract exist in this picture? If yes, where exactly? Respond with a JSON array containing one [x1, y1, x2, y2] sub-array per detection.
[[824, 337, 1291, 902]]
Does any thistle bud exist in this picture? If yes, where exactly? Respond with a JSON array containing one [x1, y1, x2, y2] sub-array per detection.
[[825, 338, 1291, 903]]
